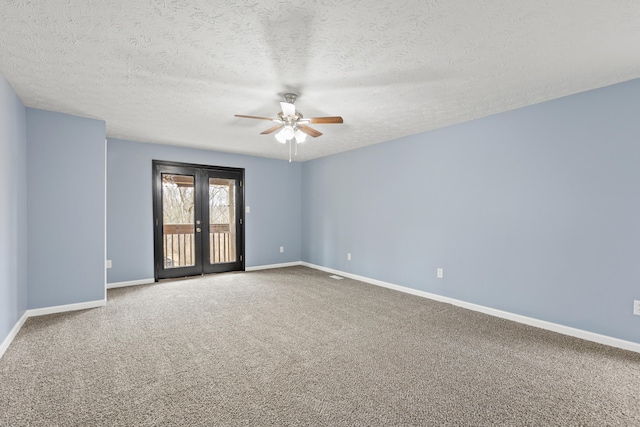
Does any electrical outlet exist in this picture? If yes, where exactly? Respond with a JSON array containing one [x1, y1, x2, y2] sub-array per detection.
[[280, 246, 284, 253], [437, 268, 444, 279], [347, 253, 352, 261], [634, 300, 640, 316], [105, 260, 112, 269]]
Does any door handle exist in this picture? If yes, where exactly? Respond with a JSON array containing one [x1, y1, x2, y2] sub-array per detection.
[[196, 227, 201, 233]]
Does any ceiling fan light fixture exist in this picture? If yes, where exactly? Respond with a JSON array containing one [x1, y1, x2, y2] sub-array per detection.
[[276, 125, 294, 143], [274, 129, 287, 143], [294, 129, 307, 143]]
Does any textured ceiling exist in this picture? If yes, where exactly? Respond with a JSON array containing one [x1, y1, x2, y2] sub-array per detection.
[[1, 1, 639, 161]]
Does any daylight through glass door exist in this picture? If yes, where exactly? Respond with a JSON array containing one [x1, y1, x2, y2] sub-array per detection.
[[153, 161, 245, 281], [162, 174, 195, 268], [208, 178, 236, 264]]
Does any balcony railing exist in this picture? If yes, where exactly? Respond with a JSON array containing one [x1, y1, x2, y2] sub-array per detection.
[[163, 223, 233, 268]]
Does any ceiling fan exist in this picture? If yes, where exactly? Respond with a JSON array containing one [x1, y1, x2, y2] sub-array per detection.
[[235, 93, 343, 161]]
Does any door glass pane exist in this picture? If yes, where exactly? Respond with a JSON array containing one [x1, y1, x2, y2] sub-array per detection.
[[162, 174, 195, 268], [209, 178, 236, 264]]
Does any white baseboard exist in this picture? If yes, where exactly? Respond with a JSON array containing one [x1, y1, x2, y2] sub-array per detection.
[[4, 265, 638, 358], [26, 299, 106, 317], [0, 298, 106, 359], [0, 312, 28, 359], [246, 261, 302, 272], [107, 278, 155, 289], [301, 262, 640, 354]]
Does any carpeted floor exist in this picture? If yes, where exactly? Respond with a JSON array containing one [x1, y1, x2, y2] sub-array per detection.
[[0, 266, 639, 426]]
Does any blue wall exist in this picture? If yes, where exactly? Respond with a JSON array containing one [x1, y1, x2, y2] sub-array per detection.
[[26, 109, 106, 308], [302, 79, 640, 344], [0, 74, 27, 345], [107, 139, 301, 283], [2, 69, 638, 350]]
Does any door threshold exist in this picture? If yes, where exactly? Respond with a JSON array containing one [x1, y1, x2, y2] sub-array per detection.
[[156, 270, 245, 283]]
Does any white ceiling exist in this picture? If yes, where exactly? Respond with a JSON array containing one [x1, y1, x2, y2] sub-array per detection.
[[1, 1, 639, 161]]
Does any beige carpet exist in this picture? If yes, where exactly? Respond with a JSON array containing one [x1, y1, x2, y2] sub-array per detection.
[[0, 266, 638, 426]]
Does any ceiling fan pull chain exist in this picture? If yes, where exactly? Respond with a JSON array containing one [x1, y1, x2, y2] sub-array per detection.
[[289, 139, 292, 163]]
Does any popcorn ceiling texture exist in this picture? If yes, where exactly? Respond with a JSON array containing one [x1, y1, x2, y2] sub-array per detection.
[[1, 0, 639, 161]]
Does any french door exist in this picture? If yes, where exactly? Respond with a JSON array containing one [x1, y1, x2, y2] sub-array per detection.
[[153, 161, 244, 280]]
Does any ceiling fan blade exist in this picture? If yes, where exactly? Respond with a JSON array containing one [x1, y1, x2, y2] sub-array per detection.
[[260, 124, 282, 135], [298, 124, 323, 138], [280, 102, 296, 118], [308, 116, 344, 124], [235, 114, 275, 121]]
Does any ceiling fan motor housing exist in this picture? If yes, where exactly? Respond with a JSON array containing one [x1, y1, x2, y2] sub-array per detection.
[[283, 93, 297, 104]]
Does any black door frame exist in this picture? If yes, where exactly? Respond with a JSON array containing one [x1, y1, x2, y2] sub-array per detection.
[[152, 160, 245, 281]]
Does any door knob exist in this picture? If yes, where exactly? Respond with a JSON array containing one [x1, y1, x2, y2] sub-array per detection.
[[196, 227, 201, 233]]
